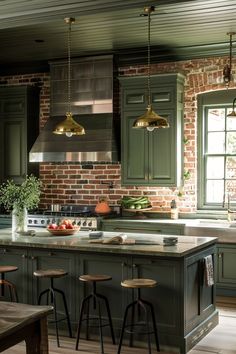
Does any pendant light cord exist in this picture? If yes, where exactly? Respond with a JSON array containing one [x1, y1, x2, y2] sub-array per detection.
[[67, 19, 72, 113], [229, 33, 233, 73], [147, 8, 151, 107]]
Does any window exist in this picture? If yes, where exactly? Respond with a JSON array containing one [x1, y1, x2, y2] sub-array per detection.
[[198, 90, 236, 210]]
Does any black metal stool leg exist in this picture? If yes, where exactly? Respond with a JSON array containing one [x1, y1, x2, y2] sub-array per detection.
[[97, 299, 104, 354], [142, 299, 160, 352], [75, 294, 93, 350], [38, 288, 50, 305], [117, 300, 137, 354], [97, 293, 116, 344], [50, 286, 60, 347], [54, 287, 72, 338]]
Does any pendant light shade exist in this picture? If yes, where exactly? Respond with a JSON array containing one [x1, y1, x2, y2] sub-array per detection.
[[133, 6, 169, 130], [53, 17, 85, 137], [227, 97, 236, 117]]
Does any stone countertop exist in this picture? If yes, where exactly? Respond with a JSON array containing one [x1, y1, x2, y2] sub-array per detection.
[[0, 229, 216, 257]]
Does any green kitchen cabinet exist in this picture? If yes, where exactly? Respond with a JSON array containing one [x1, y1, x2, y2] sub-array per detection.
[[0, 246, 28, 303], [119, 73, 185, 186], [0, 86, 40, 184], [100, 219, 185, 235], [216, 244, 236, 296]]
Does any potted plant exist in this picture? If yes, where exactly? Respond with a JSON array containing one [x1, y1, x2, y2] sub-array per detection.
[[0, 175, 42, 233]]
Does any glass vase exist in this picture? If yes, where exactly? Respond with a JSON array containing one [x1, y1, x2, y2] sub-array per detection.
[[12, 206, 28, 234]]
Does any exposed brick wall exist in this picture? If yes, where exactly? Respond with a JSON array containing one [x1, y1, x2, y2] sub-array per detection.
[[1, 56, 235, 214]]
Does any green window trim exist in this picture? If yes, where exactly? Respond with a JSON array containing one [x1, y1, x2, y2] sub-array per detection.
[[197, 89, 236, 210]]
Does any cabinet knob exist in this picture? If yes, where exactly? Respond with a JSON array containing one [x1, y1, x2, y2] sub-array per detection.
[[132, 263, 137, 268], [218, 253, 222, 258], [121, 262, 127, 267], [3, 249, 7, 254], [48, 252, 54, 256], [22, 254, 26, 259], [31, 256, 36, 260]]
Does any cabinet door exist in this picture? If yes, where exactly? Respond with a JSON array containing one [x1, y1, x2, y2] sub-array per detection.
[[149, 110, 176, 185], [0, 86, 39, 184], [29, 250, 76, 326], [217, 246, 236, 286], [121, 111, 148, 184], [185, 247, 216, 333], [1, 118, 26, 183], [79, 253, 130, 335], [0, 247, 28, 303]]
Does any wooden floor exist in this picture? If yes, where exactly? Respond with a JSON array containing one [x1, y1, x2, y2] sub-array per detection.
[[3, 296, 236, 354]]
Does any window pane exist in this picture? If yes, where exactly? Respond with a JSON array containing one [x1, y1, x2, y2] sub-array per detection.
[[226, 157, 236, 178], [226, 132, 236, 154], [206, 157, 224, 178], [227, 117, 236, 130], [208, 108, 225, 131], [207, 132, 225, 153], [206, 180, 224, 203], [226, 180, 236, 199]]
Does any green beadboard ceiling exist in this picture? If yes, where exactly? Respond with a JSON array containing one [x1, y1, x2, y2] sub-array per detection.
[[0, 0, 235, 71]]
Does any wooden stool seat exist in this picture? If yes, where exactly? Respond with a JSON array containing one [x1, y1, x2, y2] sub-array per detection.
[[33, 269, 68, 278], [0, 266, 18, 274], [121, 278, 157, 289], [79, 274, 112, 282], [0, 266, 18, 302]]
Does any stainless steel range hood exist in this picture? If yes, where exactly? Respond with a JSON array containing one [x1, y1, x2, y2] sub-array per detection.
[[29, 113, 120, 162]]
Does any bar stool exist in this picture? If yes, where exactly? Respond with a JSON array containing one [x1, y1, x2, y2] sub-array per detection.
[[33, 268, 72, 347], [117, 278, 160, 354], [75, 274, 116, 353], [0, 266, 18, 302]]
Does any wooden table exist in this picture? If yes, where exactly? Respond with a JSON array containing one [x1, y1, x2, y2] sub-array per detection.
[[0, 301, 53, 353]]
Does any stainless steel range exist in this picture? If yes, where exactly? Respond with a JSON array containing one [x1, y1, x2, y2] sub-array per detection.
[[27, 205, 99, 230]]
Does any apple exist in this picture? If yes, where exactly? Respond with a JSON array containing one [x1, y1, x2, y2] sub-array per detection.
[[48, 223, 57, 230], [58, 224, 66, 230]]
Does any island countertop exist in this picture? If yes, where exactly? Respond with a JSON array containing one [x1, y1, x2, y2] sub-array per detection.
[[0, 228, 217, 257]]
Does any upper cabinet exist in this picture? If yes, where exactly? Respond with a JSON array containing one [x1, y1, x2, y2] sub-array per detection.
[[119, 73, 185, 186], [50, 55, 113, 116], [0, 86, 40, 184]]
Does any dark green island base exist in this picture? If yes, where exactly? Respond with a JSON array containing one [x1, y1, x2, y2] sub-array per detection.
[[0, 229, 218, 354]]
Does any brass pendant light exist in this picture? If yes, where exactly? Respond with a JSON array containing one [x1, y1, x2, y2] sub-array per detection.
[[53, 17, 85, 137], [223, 32, 235, 87], [133, 6, 169, 131]]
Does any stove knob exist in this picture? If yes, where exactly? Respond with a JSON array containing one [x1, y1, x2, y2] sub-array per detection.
[[82, 221, 87, 227], [88, 221, 92, 227], [28, 220, 32, 224], [41, 220, 45, 225], [77, 220, 81, 226], [47, 219, 50, 225], [34, 220, 38, 225]]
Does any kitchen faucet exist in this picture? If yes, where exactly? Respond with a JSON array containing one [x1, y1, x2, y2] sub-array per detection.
[[226, 194, 235, 222]]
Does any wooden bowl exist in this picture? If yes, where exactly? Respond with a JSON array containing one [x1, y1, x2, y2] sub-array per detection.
[[46, 227, 79, 236]]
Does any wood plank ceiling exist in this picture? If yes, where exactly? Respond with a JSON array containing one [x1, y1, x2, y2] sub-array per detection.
[[0, 0, 235, 71]]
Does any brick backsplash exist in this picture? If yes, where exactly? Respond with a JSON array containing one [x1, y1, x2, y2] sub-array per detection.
[[1, 56, 235, 214]]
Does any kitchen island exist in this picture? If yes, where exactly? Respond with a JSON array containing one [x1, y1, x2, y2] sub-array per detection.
[[0, 229, 218, 354]]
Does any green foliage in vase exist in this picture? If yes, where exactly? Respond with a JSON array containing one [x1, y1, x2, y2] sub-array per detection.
[[0, 175, 42, 211]]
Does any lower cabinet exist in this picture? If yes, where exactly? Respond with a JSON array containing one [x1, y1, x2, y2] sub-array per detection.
[[216, 244, 236, 296], [0, 246, 28, 303], [101, 219, 185, 235]]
